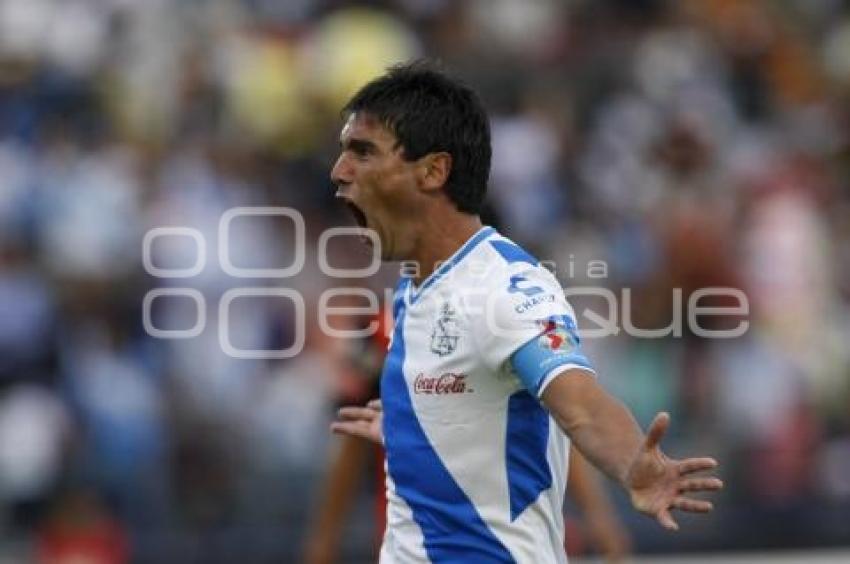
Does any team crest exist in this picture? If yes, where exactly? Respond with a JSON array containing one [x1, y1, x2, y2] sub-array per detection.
[[430, 302, 460, 356]]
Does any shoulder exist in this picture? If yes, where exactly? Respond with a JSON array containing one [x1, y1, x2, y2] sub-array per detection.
[[468, 232, 561, 296], [458, 232, 566, 320]]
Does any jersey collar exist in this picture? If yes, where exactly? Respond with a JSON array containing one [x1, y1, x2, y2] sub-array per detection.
[[406, 226, 496, 305]]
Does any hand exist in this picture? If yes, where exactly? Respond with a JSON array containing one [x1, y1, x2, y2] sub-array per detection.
[[330, 399, 383, 445], [625, 412, 723, 531]]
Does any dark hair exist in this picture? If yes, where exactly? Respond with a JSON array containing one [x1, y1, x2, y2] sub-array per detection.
[[342, 61, 491, 214]]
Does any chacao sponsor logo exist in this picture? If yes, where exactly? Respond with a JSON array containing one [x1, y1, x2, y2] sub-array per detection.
[[515, 293, 556, 314]]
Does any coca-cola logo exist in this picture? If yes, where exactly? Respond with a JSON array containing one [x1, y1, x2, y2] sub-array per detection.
[[413, 372, 472, 395]]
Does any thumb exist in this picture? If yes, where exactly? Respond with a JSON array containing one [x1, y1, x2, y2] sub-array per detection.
[[657, 507, 679, 531], [644, 412, 670, 450]]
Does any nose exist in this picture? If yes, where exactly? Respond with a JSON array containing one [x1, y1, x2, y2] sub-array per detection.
[[330, 153, 353, 189]]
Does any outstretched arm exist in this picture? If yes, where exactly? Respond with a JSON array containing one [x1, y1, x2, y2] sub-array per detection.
[[542, 370, 722, 531], [330, 373, 723, 531]]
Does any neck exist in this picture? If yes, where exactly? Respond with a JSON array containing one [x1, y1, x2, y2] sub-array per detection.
[[408, 212, 484, 285]]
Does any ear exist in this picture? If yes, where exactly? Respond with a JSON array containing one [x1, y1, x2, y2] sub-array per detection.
[[417, 152, 452, 194]]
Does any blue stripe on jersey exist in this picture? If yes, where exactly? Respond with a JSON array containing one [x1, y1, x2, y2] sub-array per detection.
[[489, 240, 538, 266], [410, 226, 495, 304], [393, 277, 410, 320], [381, 308, 514, 562], [505, 391, 552, 521], [510, 315, 593, 396]]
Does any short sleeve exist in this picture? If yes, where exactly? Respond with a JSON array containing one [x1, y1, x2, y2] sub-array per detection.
[[472, 265, 594, 397]]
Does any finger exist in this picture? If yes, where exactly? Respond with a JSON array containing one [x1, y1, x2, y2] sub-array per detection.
[[367, 399, 383, 411], [677, 457, 718, 475], [337, 407, 377, 421], [671, 496, 713, 513], [678, 477, 724, 493], [644, 412, 670, 450], [337, 406, 378, 419], [656, 508, 679, 531], [331, 420, 372, 439]]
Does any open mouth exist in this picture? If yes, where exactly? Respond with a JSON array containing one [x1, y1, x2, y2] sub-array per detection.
[[345, 200, 368, 230], [339, 197, 375, 248]]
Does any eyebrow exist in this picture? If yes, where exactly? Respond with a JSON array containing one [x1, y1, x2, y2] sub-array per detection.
[[340, 137, 379, 154]]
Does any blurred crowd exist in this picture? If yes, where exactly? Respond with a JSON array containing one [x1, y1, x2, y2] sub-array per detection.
[[1, 0, 849, 562]]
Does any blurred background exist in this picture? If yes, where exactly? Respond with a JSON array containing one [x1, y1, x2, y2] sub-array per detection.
[[1, 0, 849, 562]]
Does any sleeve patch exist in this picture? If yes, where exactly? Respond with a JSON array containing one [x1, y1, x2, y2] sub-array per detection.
[[510, 315, 593, 396]]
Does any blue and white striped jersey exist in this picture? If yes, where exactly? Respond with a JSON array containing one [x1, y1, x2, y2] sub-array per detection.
[[379, 226, 595, 563]]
